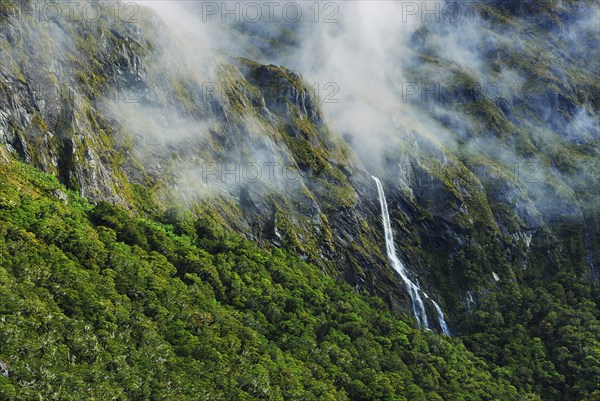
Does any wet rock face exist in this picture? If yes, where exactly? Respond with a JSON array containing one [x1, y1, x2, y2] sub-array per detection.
[[244, 63, 320, 122], [0, 2, 143, 204]]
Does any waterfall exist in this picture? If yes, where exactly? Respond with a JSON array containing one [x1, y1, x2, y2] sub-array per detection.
[[431, 299, 451, 336], [372, 176, 429, 328], [372, 176, 450, 335], [423, 292, 451, 335]]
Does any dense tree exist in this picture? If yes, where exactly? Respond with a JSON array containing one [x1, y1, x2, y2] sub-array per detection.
[[0, 156, 598, 400]]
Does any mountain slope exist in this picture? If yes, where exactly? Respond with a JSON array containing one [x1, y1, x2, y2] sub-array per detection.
[[0, 1, 599, 400], [0, 152, 523, 400]]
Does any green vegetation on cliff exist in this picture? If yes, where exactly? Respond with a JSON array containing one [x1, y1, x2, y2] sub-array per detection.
[[0, 153, 522, 400]]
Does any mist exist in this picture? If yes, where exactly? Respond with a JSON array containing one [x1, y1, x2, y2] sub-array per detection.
[[109, 0, 599, 223]]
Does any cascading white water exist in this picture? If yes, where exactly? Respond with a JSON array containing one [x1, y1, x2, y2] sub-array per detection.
[[431, 299, 451, 336], [423, 293, 450, 335], [372, 176, 429, 328], [372, 176, 451, 335]]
